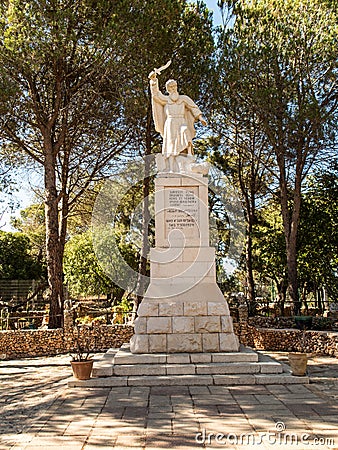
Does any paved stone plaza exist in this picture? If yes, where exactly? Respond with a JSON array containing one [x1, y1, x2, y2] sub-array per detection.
[[1, 353, 338, 449]]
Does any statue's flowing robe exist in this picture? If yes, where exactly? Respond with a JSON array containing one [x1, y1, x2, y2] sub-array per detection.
[[150, 79, 202, 157]]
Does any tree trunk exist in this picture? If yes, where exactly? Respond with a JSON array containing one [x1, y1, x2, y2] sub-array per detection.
[[300, 282, 308, 313], [44, 150, 64, 328], [245, 220, 256, 315], [287, 163, 302, 315], [135, 162, 150, 310], [237, 140, 256, 316], [277, 152, 301, 315], [276, 278, 287, 316], [286, 239, 300, 315], [135, 100, 152, 311]]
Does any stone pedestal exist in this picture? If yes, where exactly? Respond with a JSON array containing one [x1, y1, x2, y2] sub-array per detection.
[[130, 170, 239, 353]]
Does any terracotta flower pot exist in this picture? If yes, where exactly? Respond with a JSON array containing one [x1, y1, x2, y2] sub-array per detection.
[[71, 359, 94, 380], [288, 352, 307, 376]]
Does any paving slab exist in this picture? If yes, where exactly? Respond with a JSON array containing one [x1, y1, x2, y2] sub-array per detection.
[[1, 352, 338, 449]]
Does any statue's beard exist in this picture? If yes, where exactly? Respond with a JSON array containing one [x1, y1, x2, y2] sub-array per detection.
[[169, 92, 179, 102]]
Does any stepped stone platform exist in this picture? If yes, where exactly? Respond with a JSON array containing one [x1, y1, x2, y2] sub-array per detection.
[[68, 344, 309, 387]]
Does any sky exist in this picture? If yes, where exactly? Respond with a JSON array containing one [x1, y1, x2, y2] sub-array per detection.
[[0, 0, 222, 232], [204, 0, 223, 26]]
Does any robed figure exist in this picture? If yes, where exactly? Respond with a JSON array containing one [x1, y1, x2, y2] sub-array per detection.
[[149, 70, 207, 172]]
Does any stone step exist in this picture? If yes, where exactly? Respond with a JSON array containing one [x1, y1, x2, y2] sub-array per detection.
[[94, 347, 278, 376], [91, 349, 117, 378], [92, 345, 261, 377], [108, 360, 283, 377], [68, 372, 309, 388], [113, 344, 258, 365], [71, 346, 309, 388]]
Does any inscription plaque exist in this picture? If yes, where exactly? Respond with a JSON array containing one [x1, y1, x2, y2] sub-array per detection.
[[164, 187, 200, 241]]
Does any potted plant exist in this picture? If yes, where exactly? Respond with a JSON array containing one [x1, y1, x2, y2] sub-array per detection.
[[70, 324, 95, 380], [288, 329, 308, 376]]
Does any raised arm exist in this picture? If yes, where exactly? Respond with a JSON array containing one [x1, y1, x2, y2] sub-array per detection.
[[149, 73, 167, 105]]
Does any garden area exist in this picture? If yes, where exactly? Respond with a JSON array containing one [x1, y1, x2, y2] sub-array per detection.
[[0, 2, 338, 447], [0, 0, 337, 361]]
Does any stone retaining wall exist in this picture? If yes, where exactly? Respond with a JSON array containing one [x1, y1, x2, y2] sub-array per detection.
[[235, 304, 338, 356], [246, 327, 338, 356], [248, 316, 335, 330], [0, 325, 134, 359], [1, 317, 338, 359], [249, 316, 295, 329]]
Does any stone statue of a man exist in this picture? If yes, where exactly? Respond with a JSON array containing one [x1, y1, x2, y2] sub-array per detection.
[[149, 70, 207, 173]]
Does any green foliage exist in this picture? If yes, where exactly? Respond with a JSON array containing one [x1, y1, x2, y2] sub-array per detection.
[[311, 317, 334, 331], [114, 0, 215, 145], [114, 296, 132, 313], [218, 0, 338, 172], [298, 164, 338, 300], [0, 160, 19, 220], [215, 0, 338, 310], [0, 1, 215, 325], [0, 0, 143, 326], [63, 228, 138, 298], [0, 0, 215, 163], [0, 230, 45, 279], [11, 201, 45, 260], [253, 201, 287, 284], [0, 0, 133, 168], [64, 230, 112, 297], [253, 164, 338, 303]]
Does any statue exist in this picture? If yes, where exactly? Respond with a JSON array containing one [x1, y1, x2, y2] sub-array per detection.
[[148, 61, 208, 174]]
